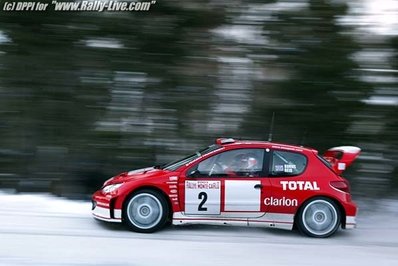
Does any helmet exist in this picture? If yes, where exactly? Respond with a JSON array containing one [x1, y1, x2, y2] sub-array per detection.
[[246, 156, 258, 169], [231, 153, 258, 171]]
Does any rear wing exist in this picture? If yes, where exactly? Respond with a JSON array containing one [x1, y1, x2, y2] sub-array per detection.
[[323, 146, 361, 175]]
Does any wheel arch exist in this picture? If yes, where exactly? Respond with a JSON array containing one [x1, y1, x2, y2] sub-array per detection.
[[122, 186, 173, 222], [294, 195, 346, 229]]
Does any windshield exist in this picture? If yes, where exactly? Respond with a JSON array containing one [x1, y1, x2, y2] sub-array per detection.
[[163, 144, 221, 171]]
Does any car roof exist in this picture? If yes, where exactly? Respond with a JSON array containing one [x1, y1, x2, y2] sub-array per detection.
[[216, 138, 317, 154]]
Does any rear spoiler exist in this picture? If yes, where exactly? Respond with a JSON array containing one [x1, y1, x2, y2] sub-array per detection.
[[323, 146, 361, 175]]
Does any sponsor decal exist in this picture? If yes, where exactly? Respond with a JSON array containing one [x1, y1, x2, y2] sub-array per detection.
[[274, 164, 297, 173], [280, 181, 320, 191], [185, 180, 220, 189], [169, 176, 178, 181], [264, 197, 298, 207], [271, 145, 303, 152], [170, 189, 178, 194], [169, 184, 177, 189], [283, 164, 296, 173]]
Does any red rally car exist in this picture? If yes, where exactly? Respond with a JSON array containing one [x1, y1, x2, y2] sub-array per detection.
[[92, 138, 360, 238]]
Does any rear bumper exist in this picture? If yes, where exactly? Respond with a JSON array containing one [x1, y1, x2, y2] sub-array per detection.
[[92, 190, 122, 223], [345, 215, 356, 229], [344, 200, 358, 229]]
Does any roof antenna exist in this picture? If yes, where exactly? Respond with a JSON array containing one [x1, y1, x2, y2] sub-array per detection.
[[268, 112, 275, 142], [300, 129, 307, 146]]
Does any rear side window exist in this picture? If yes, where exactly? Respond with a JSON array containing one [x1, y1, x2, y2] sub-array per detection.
[[270, 150, 307, 176]]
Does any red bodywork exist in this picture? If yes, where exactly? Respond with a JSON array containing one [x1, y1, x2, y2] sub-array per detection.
[[92, 139, 359, 230]]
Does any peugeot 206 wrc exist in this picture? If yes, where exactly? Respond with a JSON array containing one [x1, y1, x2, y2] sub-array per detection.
[[92, 138, 360, 238]]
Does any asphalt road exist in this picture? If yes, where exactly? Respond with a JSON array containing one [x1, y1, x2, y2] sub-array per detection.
[[0, 191, 397, 266]]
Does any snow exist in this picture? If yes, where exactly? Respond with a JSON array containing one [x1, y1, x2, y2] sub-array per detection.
[[0, 191, 398, 266], [339, 0, 398, 35]]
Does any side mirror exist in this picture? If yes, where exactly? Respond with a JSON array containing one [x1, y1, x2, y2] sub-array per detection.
[[187, 169, 200, 178]]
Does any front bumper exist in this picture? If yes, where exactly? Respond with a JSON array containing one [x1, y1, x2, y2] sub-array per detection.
[[92, 190, 122, 223]]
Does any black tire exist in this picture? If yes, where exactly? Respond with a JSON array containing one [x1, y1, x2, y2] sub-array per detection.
[[123, 189, 169, 233], [296, 197, 341, 238]]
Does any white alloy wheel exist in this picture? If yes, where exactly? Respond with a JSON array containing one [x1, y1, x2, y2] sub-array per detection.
[[124, 190, 168, 233], [297, 198, 341, 238]]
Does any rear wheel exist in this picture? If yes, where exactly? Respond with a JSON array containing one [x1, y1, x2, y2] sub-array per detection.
[[123, 189, 169, 233], [296, 197, 341, 238]]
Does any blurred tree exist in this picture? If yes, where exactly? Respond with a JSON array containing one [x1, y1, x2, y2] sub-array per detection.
[[0, 1, 227, 195], [244, 0, 371, 151]]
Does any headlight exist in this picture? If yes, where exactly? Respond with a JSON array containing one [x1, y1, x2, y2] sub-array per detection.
[[102, 183, 123, 194]]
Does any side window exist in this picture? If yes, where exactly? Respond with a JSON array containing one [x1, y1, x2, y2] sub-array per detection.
[[190, 149, 265, 177], [271, 150, 307, 176]]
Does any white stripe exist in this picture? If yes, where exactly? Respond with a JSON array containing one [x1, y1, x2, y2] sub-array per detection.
[[175, 212, 264, 218], [261, 212, 294, 223], [175, 219, 248, 227], [93, 214, 122, 223], [328, 146, 361, 154], [114, 209, 122, 219], [172, 212, 294, 230], [345, 216, 356, 229], [92, 206, 122, 223], [92, 206, 110, 219], [250, 213, 294, 230], [346, 216, 356, 224]]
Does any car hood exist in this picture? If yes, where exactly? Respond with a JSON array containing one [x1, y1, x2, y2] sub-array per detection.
[[103, 167, 169, 186]]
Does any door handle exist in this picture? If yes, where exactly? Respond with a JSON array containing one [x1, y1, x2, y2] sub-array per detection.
[[254, 184, 263, 189]]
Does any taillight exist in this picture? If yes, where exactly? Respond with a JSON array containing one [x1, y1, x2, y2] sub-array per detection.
[[330, 180, 350, 193]]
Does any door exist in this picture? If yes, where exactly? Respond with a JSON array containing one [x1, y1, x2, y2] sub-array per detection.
[[181, 148, 271, 218]]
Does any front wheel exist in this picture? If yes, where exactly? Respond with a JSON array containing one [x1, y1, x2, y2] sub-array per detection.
[[123, 190, 169, 233], [296, 197, 341, 238]]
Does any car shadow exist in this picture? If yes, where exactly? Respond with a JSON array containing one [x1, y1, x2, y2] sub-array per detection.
[[93, 219, 352, 240], [93, 219, 127, 232]]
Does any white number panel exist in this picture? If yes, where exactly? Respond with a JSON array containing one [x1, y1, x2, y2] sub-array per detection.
[[185, 180, 221, 215]]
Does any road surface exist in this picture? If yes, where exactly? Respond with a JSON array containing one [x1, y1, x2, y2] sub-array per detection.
[[0, 191, 397, 266]]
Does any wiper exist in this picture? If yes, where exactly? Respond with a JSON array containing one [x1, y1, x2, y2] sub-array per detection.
[[154, 164, 165, 169]]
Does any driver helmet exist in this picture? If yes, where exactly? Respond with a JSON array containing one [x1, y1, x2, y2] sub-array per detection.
[[232, 153, 258, 171]]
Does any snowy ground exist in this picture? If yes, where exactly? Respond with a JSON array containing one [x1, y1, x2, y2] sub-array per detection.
[[0, 191, 398, 266]]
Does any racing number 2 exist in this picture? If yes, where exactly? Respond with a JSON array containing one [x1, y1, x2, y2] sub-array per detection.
[[198, 192, 207, 211], [185, 180, 220, 215]]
